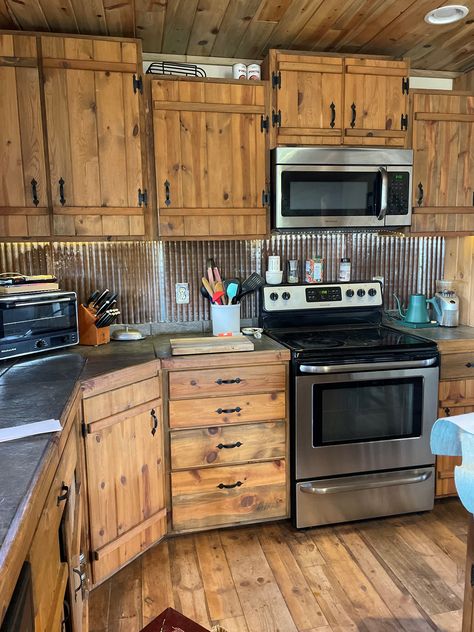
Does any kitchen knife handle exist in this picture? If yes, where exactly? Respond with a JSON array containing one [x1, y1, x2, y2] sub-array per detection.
[[330, 102, 336, 129], [350, 102, 356, 128], [164, 180, 171, 207]]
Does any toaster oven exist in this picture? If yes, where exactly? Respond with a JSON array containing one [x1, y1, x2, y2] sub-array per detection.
[[0, 291, 78, 360]]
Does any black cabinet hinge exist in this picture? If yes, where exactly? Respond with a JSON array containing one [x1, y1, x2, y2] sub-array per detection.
[[261, 189, 270, 207], [133, 74, 143, 94], [471, 563, 474, 587], [260, 114, 269, 133], [401, 113, 408, 131], [138, 188, 148, 207], [272, 70, 281, 89], [402, 77, 409, 95], [81, 422, 90, 438], [272, 109, 281, 127]]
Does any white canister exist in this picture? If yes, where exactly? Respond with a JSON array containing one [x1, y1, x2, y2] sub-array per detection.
[[267, 255, 281, 272], [247, 63, 261, 80], [232, 63, 247, 80]]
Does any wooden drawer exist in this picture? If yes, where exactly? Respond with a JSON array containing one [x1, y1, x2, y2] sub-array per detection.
[[439, 378, 474, 407], [440, 353, 474, 380], [83, 376, 160, 423], [436, 455, 462, 497], [168, 364, 286, 399], [171, 460, 287, 531], [170, 421, 286, 469], [169, 392, 286, 429]]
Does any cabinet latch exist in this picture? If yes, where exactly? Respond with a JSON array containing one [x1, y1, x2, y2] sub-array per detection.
[[138, 188, 148, 207], [260, 115, 269, 133], [272, 71, 281, 89], [272, 109, 281, 127], [81, 422, 90, 437], [262, 189, 270, 207], [133, 74, 143, 94], [471, 563, 474, 587], [400, 114, 408, 131], [402, 77, 409, 94]]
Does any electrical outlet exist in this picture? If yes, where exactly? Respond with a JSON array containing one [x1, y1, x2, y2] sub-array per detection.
[[175, 283, 189, 304]]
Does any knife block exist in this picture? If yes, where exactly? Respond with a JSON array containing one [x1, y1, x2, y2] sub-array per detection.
[[78, 304, 110, 346]]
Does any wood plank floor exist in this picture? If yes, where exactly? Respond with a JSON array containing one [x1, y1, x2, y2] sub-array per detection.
[[89, 499, 468, 632]]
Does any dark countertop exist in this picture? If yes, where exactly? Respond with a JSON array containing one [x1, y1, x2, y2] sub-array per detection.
[[385, 320, 474, 352]]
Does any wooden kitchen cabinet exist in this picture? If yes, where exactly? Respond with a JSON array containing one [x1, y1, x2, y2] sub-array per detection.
[[0, 33, 49, 238], [81, 363, 166, 585], [411, 90, 474, 235], [264, 50, 409, 147], [152, 76, 268, 239], [41, 35, 147, 238]]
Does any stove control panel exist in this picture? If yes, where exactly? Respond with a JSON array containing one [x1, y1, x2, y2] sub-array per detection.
[[263, 282, 383, 311]]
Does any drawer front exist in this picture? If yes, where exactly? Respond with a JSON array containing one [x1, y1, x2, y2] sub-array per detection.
[[169, 364, 286, 399], [171, 460, 287, 531], [169, 392, 286, 428], [170, 421, 286, 469], [439, 378, 474, 406], [440, 353, 474, 380], [83, 376, 160, 423]]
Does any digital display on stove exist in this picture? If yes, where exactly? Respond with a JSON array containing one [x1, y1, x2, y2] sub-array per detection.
[[305, 286, 342, 303]]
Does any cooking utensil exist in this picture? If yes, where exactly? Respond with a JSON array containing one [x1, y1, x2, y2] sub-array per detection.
[[95, 312, 111, 328], [85, 290, 100, 307], [200, 286, 212, 301], [93, 289, 109, 308], [226, 281, 240, 304], [393, 293, 430, 324], [212, 290, 225, 304], [202, 277, 214, 301], [214, 281, 226, 304], [241, 272, 265, 293]]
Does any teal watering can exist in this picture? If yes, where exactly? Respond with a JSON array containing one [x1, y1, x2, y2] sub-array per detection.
[[393, 293, 430, 324]]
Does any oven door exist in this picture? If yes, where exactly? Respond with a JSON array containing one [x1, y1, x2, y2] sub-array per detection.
[[274, 165, 387, 229], [295, 364, 439, 480]]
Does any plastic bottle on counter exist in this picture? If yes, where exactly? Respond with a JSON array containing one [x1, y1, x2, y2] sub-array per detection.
[[338, 258, 351, 282]]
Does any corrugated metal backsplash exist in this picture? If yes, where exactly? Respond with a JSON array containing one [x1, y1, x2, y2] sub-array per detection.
[[0, 234, 444, 323]]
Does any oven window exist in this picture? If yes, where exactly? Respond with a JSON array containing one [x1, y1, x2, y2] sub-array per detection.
[[313, 377, 423, 446], [281, 170, 379, 217], [0, 299, 76, 342]]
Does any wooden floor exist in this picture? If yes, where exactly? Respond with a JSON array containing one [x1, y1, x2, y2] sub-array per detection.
[[89, 499, 468, 632]]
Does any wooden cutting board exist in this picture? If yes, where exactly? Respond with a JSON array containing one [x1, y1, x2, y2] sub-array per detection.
[[170, 335, 254, 355]]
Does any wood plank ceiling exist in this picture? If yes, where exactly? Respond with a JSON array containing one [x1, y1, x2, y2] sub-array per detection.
[[0, 0, 473, 72]]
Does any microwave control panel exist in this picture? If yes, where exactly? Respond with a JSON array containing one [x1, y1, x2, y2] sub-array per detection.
[[387, 171, 410, 215]]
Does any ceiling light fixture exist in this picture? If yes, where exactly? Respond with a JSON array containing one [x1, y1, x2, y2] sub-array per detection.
[[424, 4, 469, 24]]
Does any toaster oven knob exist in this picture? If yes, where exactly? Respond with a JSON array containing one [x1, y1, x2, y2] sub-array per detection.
[[270, 292, 279, 301], [35, 339, 47, 349], [282, 292, 291, 300], [357, 289, 366, 297], [368, 288, 377, 297], [346, 289, 354, 297]]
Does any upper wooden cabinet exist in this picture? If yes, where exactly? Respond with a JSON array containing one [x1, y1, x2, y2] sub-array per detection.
[[411, 91, 474, 235], [41, 36, 147, 238], [0, 33, 49, 238], [264, 50, 409, 148], [152, 77, 268, 239]]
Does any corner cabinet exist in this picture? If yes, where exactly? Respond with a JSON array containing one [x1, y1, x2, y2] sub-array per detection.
[[0, 33, 49, 238], [264, 50, 409, 147], [152, 77, 268, 239], [81, 363, 166, 586], [411, 90, 474, 235]]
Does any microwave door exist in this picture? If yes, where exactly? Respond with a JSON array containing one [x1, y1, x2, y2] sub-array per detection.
[[275, 165, 383, 229]]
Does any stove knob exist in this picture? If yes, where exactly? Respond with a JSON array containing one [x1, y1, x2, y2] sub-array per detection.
[[346, 289, 354, 298], [282, 292, 291, 300], [368, 288, 377, 297], [270, 292, 279, 301], [357, 289, 366, 297]]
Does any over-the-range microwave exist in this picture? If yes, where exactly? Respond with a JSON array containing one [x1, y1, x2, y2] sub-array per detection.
[[271, 147, 413, 230]]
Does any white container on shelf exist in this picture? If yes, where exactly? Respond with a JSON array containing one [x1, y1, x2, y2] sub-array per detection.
[[211, 303, 241, 336]]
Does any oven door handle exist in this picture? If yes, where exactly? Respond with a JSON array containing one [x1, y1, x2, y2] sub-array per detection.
[[377, 166, 388, 221], [299, 357, 437, 373], [300, 470, 431, 495]]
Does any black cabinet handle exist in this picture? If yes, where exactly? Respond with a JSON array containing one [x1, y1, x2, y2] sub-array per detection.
[[350, 103, 356, 128], [215, 378, 241, 385], [417, 182, 424, 207], [164, 180, 171, 207], [150, 408, 158, 436], [31, 179, 39, 207], [59, 178, 66, 206], [216, 407, 242, 414], [444, 407, 451, 416], [217, 481, 242, 489], [57, 482, 69, 505], [330, 102, 336, 129], [217, 441, 242, 450], [466, 362, 473, 368]]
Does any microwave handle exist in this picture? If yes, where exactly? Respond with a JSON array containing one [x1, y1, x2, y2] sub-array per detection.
[[377, 167, 388, 221]]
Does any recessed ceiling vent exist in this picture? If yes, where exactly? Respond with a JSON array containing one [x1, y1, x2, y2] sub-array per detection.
[[424, 4, 469, 24]]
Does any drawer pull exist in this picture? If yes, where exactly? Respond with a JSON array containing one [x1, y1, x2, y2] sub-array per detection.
[[466, 362, 473, 368], [444, 407, 451, 416], [216, 407, 242, 415], [215, 377, 241, 385], [217, 481, 243, 489], [57, 482, 69, 505], [150, 408, 158, 436], [217, 441, 242, 450]]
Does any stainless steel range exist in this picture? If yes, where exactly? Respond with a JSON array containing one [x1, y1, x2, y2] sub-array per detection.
[[260, 281, 439, 528]]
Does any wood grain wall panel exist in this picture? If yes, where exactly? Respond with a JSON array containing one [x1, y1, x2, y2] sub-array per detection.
[[211, 0, 262, 57], [162, 0, 199, 55], [102, 0, 135, 37], [187, 0, 230, 57], [5, 0, 49, 31], [134, 0, 166, 54], [0, 1, 15, 28], [454, 69, 474, 91], [69, 0, 107, 36], [37, 0, 78, 33]]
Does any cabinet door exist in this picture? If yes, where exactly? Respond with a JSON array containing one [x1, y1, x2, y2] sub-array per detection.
[[41, 36, 146, 238], [343, 58, 409, 146], [0, 34, 49, 238], [84, 403, 166, 585], [153, 78, 267, 239], [273, 53, 343, 145], [412, 92, 474, 213]]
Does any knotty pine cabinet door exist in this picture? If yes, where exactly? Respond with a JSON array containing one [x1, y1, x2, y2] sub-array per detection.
[[41, 36, 147, 238], [411, 91, 474, 234], [343, 58, 409, 146], [0, 33, 49, 238], [152, 77, 267, 239]]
